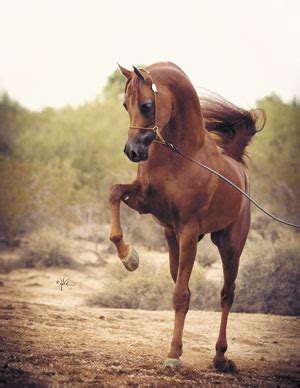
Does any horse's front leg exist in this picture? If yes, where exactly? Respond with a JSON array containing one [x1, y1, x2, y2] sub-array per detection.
[[163, 224, 199, 369], [109, 181, 146, 271]]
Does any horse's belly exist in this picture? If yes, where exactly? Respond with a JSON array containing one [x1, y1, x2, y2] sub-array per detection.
[[200, 177, 248, 234]]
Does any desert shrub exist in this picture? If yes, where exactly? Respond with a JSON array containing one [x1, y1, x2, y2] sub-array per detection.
[[88, 254, 219, 310], [234, 229, 300, 316], [0, 157, 80, 242], [122, 207, 167, 251], [196, 236, 219, 267], [0, 157, 32, 243], [20, 227, 78, 268]]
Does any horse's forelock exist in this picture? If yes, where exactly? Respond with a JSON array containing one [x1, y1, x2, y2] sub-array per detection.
[[125, 75, 141, 100]]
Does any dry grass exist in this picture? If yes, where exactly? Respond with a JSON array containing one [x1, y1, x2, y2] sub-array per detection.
[[0, 227, 79, 272], [88, 254, 219, 310], [21, 227, 79, 268]]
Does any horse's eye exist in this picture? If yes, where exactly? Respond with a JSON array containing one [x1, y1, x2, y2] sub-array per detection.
[[140, 102, 153, 114], [123, 102, 128, 111]]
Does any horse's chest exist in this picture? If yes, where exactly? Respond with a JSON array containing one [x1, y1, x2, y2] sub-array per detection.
[[140, 179, 184, 228], [142, 183, 168, 211]]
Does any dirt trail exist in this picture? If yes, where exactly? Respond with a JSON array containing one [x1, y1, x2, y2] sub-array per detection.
[[0, 263, 299, 387]]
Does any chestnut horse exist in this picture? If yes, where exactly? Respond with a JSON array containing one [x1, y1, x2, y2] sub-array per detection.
[[109, 62, 263, 372]]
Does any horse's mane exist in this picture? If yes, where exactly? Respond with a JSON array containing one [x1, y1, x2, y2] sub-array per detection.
[[150, 65, 266, 166], [200, 92, 266, 166]]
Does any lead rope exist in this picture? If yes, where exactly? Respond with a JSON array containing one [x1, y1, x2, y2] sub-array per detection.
[[129, 68, 300, 228], [161, 141, 300, 228]]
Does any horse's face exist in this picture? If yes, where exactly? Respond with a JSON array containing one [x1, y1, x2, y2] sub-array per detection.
[[119, 65, 172, 162], [123, 74, 156, 162]]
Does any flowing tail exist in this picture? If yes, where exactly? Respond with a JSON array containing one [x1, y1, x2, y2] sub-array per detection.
[[201, 93, 266, 165]]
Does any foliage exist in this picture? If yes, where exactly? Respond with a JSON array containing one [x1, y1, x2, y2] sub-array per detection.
[[249, 94, 300, 219], [0, 93, 25, 154], [21, 227, 77, 268], [0, 157, 79, 242], [0, 81, 134, 240], [0, 157, 32, 242], [88, 256, 219, 310], [102, 68, 126, 100], [234, 228, 300, 316]]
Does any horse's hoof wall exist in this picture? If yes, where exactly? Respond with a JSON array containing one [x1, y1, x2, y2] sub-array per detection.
[[162, 358, 182, 370], [120, 245, 139, 271], [213, 357, 238, 373]]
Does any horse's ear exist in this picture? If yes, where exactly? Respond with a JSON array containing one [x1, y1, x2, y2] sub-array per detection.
[[117, 63, 132, 79], [132, 66, 145, 81]]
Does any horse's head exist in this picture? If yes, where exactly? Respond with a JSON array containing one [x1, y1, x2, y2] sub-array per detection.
[[119, 64, 172, 162]]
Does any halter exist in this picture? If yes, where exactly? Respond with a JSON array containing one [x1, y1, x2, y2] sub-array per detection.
[[128, 70, 166, 144], [126, 68, 299, 228]]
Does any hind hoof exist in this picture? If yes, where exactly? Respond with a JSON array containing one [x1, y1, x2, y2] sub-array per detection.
[[120, 245, 139, 271], [162, 358, 182, 370], [213, 357, 238, 373]]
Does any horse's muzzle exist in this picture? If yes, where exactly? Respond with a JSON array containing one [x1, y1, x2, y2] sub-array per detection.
[[123, 131, 155, 162], [123, 143, 149, 162]]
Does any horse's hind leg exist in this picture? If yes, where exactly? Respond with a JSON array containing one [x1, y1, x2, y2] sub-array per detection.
[[109, 181, 147, 270], [211, 208, 250, 372]]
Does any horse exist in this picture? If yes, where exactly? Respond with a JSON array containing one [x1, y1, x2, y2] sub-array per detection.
[[109, 61, 264, 372]]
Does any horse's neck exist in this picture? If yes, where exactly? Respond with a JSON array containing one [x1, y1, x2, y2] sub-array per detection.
[[144, 107, 209, 176], [144, 80, 210, 174], [162, 93, 206, 155], [169, 113, 205, 153]]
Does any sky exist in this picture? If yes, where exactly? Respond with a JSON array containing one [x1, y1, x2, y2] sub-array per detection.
[[0, 0, 299, 110]]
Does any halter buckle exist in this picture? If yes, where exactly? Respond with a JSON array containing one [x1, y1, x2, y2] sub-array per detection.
[[153, 126, 165, 144]]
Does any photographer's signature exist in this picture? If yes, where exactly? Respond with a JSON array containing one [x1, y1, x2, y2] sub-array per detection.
[[56, 278, 75, 291]]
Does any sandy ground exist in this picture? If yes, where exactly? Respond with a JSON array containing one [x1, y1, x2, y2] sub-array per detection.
[[0, 245, 299, 387]]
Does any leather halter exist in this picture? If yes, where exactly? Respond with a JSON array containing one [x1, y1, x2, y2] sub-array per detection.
[[128, 70, 166, 144]]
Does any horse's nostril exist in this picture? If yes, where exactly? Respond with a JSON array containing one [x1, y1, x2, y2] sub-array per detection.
[[130, 150, 137, 160]]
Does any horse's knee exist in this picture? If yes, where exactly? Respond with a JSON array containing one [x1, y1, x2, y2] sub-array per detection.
[[173, 289, 190, 313], [220, 283, 235, 308], [109, 184, 122, 204], [109, 232, 123, 244]]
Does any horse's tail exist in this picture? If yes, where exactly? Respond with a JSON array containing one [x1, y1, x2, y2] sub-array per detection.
[[201, 93, 266, 166]]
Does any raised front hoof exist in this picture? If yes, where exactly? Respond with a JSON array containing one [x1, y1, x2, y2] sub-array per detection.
[[213, 357, 238, 373], [120, 245, 139, 271], [162, 358, 183, 370]]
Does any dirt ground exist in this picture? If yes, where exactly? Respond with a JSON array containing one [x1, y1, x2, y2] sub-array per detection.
[[0, 246, 299, 387]]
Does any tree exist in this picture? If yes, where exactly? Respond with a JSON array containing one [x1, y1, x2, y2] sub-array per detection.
[[102, 68, 126, 101], [249, 94, 300, 219], [0, 93, 24, 155]]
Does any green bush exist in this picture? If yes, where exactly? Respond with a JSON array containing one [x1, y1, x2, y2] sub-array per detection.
[[0, 157, 32, 243], [234, 229, 300, 316], [88, 254, 219, 310]]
